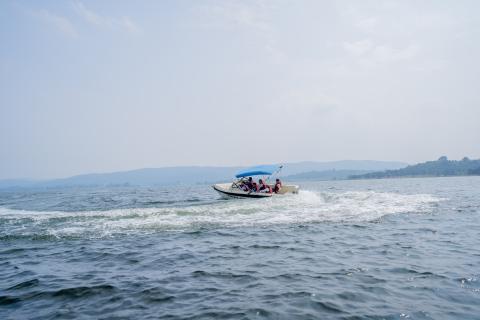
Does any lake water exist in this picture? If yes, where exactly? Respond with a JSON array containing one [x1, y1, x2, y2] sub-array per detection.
[[1, 177, 479, 319]]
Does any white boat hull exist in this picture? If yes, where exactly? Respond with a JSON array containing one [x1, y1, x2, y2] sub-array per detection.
[[212, 183, 299, 199]]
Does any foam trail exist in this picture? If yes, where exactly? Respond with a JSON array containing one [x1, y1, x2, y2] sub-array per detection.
[[0, 190, 443, 238]]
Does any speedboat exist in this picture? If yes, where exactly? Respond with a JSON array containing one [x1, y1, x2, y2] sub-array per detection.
[[212, 165, 300, 199]]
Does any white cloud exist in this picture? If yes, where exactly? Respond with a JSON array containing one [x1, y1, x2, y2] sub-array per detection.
[[371, 44, 418, 63], [355, 17, 378, 33], [32, 9, 78, 38], [343, 39, 419, 66], [195, 1, 283, 62], [73, 1, 141, 34], [198, 1, 272, 32], [343, 39, 373, 56], [120, 16, 141, 34]]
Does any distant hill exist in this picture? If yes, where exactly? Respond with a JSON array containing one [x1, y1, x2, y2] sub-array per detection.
[[350, 157, 480, 179], [278, 160, 407, 176], [45, 167, 242, 188], [0, 179, 37, 189], [283, 169, 374, 181], [0, 160, 408, 189], [469, 166, 480, 175]]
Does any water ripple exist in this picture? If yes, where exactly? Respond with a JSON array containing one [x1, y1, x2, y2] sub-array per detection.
[[0, 177, 479, 319]]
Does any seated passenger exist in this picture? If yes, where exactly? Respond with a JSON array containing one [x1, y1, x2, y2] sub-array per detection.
[[238, 177, 254, 191], [239, 182, 249, 191], [258, 179, 272, 193], [245, 177, 254, 190], [273, 178, 282, 193]]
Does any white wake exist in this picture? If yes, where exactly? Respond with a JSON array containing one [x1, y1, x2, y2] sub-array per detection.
[[0, 190, 443, 238]]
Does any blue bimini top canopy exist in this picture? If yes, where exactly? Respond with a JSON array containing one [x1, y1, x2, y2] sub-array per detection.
[[235, 165, 281, 178]]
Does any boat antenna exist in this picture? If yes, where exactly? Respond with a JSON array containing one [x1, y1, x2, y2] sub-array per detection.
[[275, 165, 283, 176], [267, 165, 283, 183]]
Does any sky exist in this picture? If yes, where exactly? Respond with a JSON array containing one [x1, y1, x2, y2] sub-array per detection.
[[1, 0, 479, 179]]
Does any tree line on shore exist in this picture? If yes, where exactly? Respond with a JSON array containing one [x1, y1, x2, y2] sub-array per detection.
[[350, 156, 480, 179]]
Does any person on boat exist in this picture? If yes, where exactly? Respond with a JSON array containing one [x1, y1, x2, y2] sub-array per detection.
[[239, 177, 254, 191], [258, 179, 272, 193], [245, 177, 254, 190], [251, 181, 258, 192], [273, 178, 282, 193], [239, 182, 249, 191], [237, 177, 254, 191]]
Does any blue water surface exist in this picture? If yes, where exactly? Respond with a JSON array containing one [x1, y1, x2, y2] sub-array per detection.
[[1, 177, 479, 319]]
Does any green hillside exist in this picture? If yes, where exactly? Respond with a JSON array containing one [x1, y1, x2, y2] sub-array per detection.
[[350, 157, 480, 179]]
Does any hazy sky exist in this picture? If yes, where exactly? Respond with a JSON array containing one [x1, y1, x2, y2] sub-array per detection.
[[1, 0, 479, 179]]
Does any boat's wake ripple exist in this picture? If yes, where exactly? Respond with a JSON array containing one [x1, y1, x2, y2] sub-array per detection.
[[0, 190, 443, 239]]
